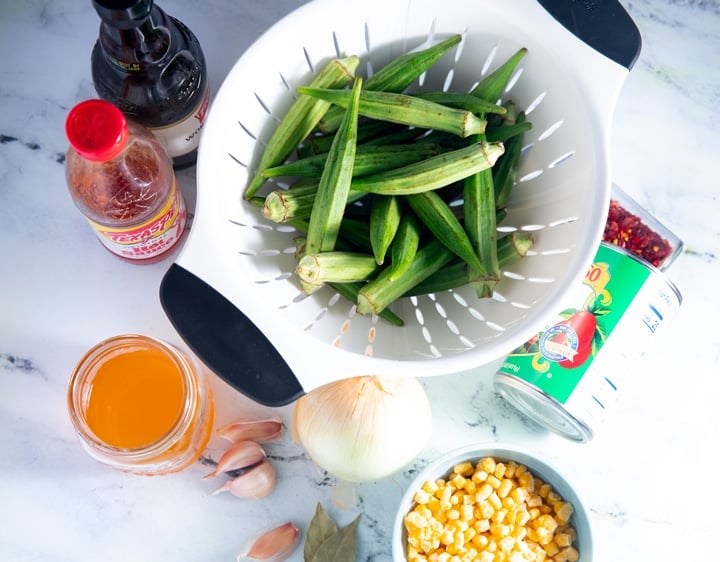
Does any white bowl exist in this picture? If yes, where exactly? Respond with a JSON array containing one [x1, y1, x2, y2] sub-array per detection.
[[160, 0, 641, 406], [392, 444, 593, 561]]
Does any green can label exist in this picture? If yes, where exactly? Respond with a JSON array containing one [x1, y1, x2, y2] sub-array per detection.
[[496, 243, 681, 439]]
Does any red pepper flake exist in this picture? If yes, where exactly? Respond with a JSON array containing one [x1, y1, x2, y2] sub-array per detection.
[[603, 199, 673, 268]]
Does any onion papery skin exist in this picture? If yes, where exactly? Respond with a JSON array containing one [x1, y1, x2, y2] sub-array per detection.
[[292, 375, 433, 482]]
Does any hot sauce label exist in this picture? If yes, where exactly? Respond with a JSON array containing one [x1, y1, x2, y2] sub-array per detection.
[[86, 179, 187, 260]]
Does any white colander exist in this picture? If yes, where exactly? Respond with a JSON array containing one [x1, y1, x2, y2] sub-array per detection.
[[160, 0, 641, 406]]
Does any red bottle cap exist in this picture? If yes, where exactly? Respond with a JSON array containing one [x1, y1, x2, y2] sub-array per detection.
[[66, 99, 129, 162]]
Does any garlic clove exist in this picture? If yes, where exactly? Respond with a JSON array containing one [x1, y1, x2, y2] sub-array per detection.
[[217, 418, 284, 444], [237, 521, 300, 562], [202, 440, 267, 480], [210, 459, 276, 499]]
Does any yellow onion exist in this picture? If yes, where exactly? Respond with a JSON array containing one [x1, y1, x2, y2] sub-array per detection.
[[292, 375, 432, 482]]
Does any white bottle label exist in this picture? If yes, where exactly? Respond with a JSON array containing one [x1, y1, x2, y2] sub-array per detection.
[[150, 86, 210, 159]]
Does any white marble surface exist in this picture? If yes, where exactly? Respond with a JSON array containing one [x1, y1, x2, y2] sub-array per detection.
[[1, 1, 718, 560]]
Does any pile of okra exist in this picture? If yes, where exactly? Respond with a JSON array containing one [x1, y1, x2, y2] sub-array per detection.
[[244, 35, 533, 327]]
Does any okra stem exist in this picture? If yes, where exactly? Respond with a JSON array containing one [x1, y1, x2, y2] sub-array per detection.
[[295, 252, 379, 285]]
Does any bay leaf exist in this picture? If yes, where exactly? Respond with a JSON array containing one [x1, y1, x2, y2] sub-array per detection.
[[308, 516, 360, 562], [304, 503, 338, 560], [304, 502, 360, 562]]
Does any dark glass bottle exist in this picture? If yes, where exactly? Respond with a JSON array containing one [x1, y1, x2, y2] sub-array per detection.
[[90, 0, 210, 169]]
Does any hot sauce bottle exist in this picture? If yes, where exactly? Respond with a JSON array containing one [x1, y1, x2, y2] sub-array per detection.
[[90, 0, 209, 169], [65, 99, 188, 263]]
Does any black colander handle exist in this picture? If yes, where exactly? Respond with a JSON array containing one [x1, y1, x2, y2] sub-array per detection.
[[160, 263, 304, 407], [538, 0, 642, 69]]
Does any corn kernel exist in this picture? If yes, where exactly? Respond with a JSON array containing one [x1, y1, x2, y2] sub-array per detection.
[[543, 540, 560, 556], [511, 486, 528, 505], [527, 495, 543, 508], [536, 514, 558, 533], [454, 461, 474, 476], [415, 489, 432, 505], [473, 469, 489, 483], [555, 502, 574, 524], [498, 478, 514, 499], [488, 492, 502, 510], [517, 471, 534, 491], [480, 457, 497, 474], [424, 480, 440, 494], [451, 473, 467, 489], [554, 532, 572, 548], [476, 483, 493, 501]]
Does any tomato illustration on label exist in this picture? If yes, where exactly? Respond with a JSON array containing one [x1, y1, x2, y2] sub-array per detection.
[[538, 298, 609, 370], [555, 310, 597, 368]]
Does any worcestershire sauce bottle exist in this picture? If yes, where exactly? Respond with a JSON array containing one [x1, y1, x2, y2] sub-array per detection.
[[91, 0, 210, 169]]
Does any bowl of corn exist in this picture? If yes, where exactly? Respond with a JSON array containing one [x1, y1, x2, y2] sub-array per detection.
[[392, 444, 592, 562]]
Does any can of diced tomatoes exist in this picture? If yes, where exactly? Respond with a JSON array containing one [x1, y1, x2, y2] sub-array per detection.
[[495, 241, 682, 442]]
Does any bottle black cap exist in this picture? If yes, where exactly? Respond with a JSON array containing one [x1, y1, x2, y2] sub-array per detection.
[[92, 0, 153, 26]]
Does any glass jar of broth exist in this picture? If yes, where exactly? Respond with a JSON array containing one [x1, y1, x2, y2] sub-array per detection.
[[67, 334, 214, 475]]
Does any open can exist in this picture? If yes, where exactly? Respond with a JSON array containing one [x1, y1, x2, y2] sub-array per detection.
[[494, 186, 683, 442]]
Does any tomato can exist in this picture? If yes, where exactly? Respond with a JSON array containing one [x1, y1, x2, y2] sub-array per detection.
[[495, 241, 682, 442]]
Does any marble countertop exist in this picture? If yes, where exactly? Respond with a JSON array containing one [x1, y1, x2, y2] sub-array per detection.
[[1, 1, 718, 560]]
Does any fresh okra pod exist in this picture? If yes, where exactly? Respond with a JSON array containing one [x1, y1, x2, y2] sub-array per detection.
[[304, 77, 363, 257], [262, 143, 440, 179], [357, 238, 455, 316], [318, 34, 462, 133], [402, 232, 534, 296], [297, 87, 487, 138], [461, 48, 529, 296], [412, 92, 507, 116], [471, 47, 527, 102], [407, 190, 486, 276], [388, 212, 423, 281], [494, 111, 527, 209], [349, 141, 504, 195], [328, 281, 404, 327], [297, 121, 408, 157], [244, 55, 360, 200], [464, 166, 500, 297], [369, 195, 402, 265]]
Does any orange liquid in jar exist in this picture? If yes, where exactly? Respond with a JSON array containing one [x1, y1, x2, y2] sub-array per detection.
[[85, 344, 185, 449]]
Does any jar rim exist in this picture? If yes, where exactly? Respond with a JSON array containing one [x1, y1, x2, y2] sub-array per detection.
[[67, 334, 199, 461]]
